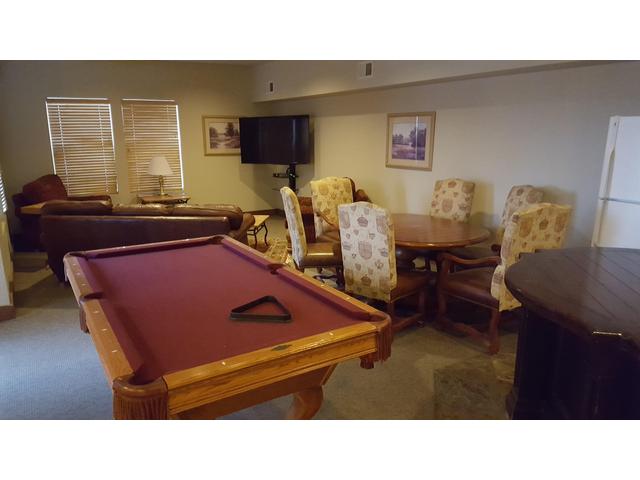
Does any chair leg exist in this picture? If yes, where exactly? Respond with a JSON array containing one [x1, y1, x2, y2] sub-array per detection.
[[387, 297, 427, 332], [386, 301, 396, 318], [417, 288, 427, 326], [435, 284, 448, 329], [487, 309, 501, 355], [336, 267, 345, 287]]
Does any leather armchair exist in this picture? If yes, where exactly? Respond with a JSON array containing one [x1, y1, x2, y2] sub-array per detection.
[[13, 174, 111, 249]]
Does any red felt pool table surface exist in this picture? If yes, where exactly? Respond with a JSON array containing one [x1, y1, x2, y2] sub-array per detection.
[[64, 236, 391, 419], [74, 236, 376, 383]]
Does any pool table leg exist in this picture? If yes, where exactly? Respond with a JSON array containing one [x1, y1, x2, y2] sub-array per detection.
[[78, 308, 89, 333], [287, 386, 324, 420], [286, 363, 336, 419]]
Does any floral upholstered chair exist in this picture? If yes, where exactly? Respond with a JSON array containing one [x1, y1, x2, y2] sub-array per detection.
[[310, 176, 354, 242], [429, 178, 476, 223], [495, 185, 545, 245], [437, 203, 572, 354], [450, 184, 544, 260], [338, 202, 430, 331], [280, 187, 343, 283]]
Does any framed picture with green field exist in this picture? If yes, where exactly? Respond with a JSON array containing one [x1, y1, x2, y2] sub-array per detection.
[[385, 112, 436, 171], [202, 116, 241, 155]]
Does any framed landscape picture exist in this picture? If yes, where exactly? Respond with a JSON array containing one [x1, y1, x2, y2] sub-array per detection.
[[386, 112, 436, 171], [203, 116, 240, 155]]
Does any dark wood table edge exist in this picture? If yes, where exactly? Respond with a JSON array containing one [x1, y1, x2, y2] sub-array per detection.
[[505, 249, 640, 356], [504, 247, 640, 419]]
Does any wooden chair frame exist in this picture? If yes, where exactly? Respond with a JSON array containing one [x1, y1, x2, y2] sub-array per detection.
[[386, 286, 429, 333], [436, 252, 502, 354]]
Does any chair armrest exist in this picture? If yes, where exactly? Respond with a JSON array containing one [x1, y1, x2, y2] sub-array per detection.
[[439, 252, 501, 268], [68, 195, 112, 202], [354, 189, 371, 203], [315, 210, 338, 229], [490, 243, 501, 253], [437, 252, 501, 286], [228, 213, 255, 243], [12, 193, 28, 217]]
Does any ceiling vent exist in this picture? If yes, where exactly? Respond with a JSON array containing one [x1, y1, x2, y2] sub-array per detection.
[[357, 61, 373, 79], [266, 80, 275, 95]]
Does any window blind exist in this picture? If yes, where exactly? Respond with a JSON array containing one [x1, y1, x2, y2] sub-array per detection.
[[46, 99, 118, 196], [0, 170, 7, 213], [121, 100, 184, 194]]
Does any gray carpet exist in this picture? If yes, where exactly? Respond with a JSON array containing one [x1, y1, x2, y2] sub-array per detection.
[[1, 274, 112, 419], [0, 261, 517, 420]]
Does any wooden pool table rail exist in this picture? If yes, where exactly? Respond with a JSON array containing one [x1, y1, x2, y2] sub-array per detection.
[[64, 236, 392, 420], [164, 322, 383, 418]]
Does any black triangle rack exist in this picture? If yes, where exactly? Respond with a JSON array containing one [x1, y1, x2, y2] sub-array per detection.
[[229, 295, 292, 323]]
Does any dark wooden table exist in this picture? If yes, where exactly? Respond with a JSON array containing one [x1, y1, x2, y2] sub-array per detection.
[[505, 247, 640, 419], [392, 213, 490, 269]]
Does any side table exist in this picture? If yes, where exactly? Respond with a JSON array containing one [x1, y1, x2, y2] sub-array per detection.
[[248, 215, 269, 247]]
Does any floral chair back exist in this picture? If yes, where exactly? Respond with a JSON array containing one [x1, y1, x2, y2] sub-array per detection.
[[280, 187, 308, 267], [491, 203, 572, 311], [338, 202, 397, 302], [429, 178, 475, 222], [310, 176, 354, 238], [495, 185, 544, 244]]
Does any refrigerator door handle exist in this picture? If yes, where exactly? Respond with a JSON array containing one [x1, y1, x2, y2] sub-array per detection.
[[603, 147, 616, 198], [597, 117, 619, 199], [599, 197, 640, 206]]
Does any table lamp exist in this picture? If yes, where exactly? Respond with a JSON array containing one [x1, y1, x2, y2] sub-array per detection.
[[148, 156, 173, 196]]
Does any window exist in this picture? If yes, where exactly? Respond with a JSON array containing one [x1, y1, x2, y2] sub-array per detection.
[[45, 98, 118, 195], [121, 99, 184, 194]]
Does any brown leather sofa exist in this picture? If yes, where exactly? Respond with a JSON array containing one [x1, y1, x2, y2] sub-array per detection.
[[40, 201, 255, 281], [12, 174, 111, 249]]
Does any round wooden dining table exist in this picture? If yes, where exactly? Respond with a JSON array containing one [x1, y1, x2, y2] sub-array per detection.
[[392, 213, 490, 269]]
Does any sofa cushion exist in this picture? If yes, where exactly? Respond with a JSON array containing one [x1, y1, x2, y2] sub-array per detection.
[[112, 204, 172, 216], [172, 204, 244, 229], [22, 174, 68, 203], [41, 200, 113, 216]]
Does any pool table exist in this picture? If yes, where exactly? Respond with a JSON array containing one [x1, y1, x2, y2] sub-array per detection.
[[64, 235, 391, 420]]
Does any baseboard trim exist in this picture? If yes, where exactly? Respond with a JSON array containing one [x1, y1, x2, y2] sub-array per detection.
[[0, 305, 16, 322], [248, 208, 283, 216]]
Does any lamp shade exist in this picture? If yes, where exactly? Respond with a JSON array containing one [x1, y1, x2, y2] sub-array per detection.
[[148, 156, 173, 176]]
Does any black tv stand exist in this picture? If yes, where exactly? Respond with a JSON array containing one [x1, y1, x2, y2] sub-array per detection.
[[273, 164, 299, 192]]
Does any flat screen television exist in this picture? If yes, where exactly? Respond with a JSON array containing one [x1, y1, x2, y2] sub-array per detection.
[[239, 115, 310, 165]]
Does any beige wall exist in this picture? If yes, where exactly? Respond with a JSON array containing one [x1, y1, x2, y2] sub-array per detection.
[[269, 61, 640, 246], [0, 61, 274, 232], [2, 61, 639, 247], [252, 60, 580, 102]]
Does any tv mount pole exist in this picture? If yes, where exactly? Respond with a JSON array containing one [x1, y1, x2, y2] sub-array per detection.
[[273, 163, 299, 193], [286, 164, 298, 192]]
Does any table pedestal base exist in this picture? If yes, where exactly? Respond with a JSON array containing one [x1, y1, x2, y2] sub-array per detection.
[[395, 247, 419, 270]]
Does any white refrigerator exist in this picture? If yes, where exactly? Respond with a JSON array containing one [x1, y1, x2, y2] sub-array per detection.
[[592, 116, 640, 249]]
